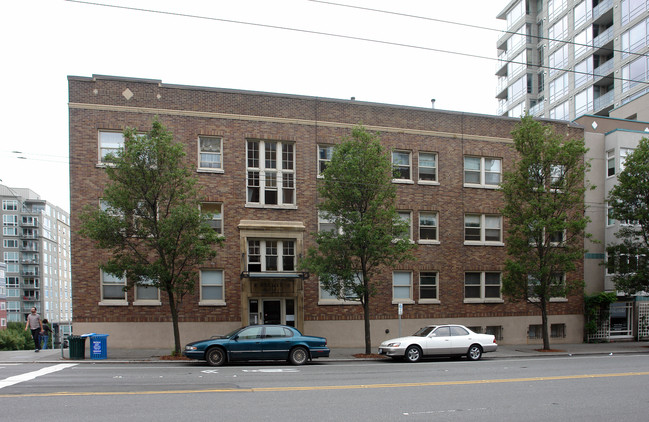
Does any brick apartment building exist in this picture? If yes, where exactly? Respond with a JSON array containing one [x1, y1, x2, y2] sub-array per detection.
[[69, 75, 585, 348]]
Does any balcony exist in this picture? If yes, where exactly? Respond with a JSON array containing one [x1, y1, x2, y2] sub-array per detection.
[[593, 27, 614, 52], [594, 90, 614, 115], [593, 0, 613, 25], [529, 101, 545, 117], [20, 257, 39, 265], [20, 218, 38, 227], [21, 268, 40, 276]]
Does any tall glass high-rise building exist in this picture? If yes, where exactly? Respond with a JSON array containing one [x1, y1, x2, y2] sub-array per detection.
[[497, 0, 649, 121]]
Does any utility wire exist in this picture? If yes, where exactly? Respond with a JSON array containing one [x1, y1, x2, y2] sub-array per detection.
[[64, 0, 649, 87]]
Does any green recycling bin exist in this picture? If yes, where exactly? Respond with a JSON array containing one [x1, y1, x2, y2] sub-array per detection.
[[67, 335, 87, 360]]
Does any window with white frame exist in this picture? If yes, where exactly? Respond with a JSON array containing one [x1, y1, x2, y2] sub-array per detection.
[[575, 87, 593, 117], [621, 17, 649, 59], [198, 136, 223, 170], [573, 1, 592, 30], [419, 272, 439, 301], [574, 57, 593, 88], [549, 73, 569, 103], [100, 270, 127, 302], [607, 150, 615, 176], [201, 202, 223, 235], [549, 100, 570, 120], [392, 150, 412, 181], [319, 274, 361, 303], [464, 272, 502, 302], [247, 239, 296, 272], [620, 148, 634, 172], [2, 200, 17, 211], [3, 239, 18, 248], [318, 212, 337, 234], [418, 152, 438, 183], [464, 156, 501, 187], [464, 214, 502, 244], [548, 0, 567, 22], [622, 0, 649, 26], [418, 212, 438, 242], [548, 15, 568, 49], [318, 144, 334, 176], [573, 27, 592, 59], [398, 211, 412, 240], [393, 271, 413, 302], [246, 140, 295, 206], [99, 131, 124, 163], [135, 277, 160, 303], [548, 44, 568, 77], [622, 56, 649, 93], [200, 269, 224, 304], [528, 273, 566, 300]]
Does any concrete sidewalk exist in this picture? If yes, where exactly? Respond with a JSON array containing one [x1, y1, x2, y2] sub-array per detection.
[[1, 342, 648, 364]]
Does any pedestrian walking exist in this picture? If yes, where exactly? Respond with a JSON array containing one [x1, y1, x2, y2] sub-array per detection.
[[41, 319, 52, 350], [24, 307, 43, 352]]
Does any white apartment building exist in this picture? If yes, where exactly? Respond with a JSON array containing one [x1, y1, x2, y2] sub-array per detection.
[[0, 184, 72, 342], [497, 0, 649, 120]]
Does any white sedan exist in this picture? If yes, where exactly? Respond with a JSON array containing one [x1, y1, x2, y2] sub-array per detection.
[[378, 324, 498, 362]]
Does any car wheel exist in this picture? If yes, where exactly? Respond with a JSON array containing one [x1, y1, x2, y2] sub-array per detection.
[[206, 347, 226, 366], [404, 345, 422, 363], [467, 344, 483, 361], [289, 347, 308, 365]]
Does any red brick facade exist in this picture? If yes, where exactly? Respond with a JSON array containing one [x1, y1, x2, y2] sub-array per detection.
[[69, 75, 585, 346]]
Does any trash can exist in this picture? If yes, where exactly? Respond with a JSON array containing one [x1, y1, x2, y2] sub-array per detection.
[[89, 334, 109, 360], [67, 335, 87, 360]]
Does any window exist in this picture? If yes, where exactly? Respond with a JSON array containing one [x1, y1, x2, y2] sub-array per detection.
[[508, 75, 527, 102], [464, 272, 502, 302], [506, 0, 525, 28], [622, 0, 648, 26], [528, 324, 543, 339], [247, 140, 295, 206], [575, 87, 593, 117], [99, 131, 124, 163], [319, 274, 361, 303], [573, 1, 592, 30], [548, 0, 567, 22], [135, 277, 160, 303], [548, 44, 568, 77], [318, 144, 334, 176], [101, 270, 127, 303], [573, 27, 592, 59], [621, 17, 649, 59], [548, 15, 568, 49], [574, 57, 593, 88], [393, 271, 413, 302], [549, 73, 569, 103], [198, 136, 222, 170], [551, 323, 566, 338], [200, 270, 224, 304], [464, 157, 501, 187], [549, 101, 570, 120], [418, 152, 438, 183], [622, 56, 649, 93], [392, 150, 412, 181], [620, 148, 634, 172], [201, 202, 223, 235], [247, 239, 295, 272], [418, 212, 438, 242], [2, 200, 17, 211], [419, 272, 439, 302], [607, 150, 616, 177], [3, 239, 18, 248], [464, 214, 502, 244], [528, 273, 566, 300], [398, 211, 412, 240]]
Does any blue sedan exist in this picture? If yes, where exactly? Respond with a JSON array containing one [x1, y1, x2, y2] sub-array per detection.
[[183, 325, 330, 366]]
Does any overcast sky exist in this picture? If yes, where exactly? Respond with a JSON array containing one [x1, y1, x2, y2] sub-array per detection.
[[0, 0, 506, 212]]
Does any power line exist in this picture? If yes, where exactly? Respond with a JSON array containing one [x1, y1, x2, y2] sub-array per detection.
[[64, 0, 649, 88]]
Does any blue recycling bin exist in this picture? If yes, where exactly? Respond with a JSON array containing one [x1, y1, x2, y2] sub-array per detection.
[[89, 334, 109, 360]]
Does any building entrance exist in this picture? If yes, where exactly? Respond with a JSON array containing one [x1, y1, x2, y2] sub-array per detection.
[[248, 298, 296, 326]]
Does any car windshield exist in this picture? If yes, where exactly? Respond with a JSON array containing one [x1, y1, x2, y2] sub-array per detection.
[[413, 326, 436, 337]]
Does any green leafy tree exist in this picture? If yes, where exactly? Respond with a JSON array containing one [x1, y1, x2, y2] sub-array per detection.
[[80, 118, 223, 355], [500, 115, 591, 350], [606, 138, 649, 294], [301, 126, 416, 354]]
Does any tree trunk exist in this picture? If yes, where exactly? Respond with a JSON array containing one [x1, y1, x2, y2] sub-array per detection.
[[167, 289, 182, 356], [541, 298, 550, 350], [363, 293, 372, 354]]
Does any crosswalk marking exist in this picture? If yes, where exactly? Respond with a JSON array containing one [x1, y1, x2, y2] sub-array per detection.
[[0, 364, 78, 390]]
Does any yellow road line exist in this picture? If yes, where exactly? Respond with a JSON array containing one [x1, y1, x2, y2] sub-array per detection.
[[2, 371, 649, 398]]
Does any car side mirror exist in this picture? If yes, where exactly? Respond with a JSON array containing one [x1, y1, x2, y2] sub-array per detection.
[[233, 335, 239, 341]]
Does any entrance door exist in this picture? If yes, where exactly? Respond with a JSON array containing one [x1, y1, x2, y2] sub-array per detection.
[[262, 300, 282, 324]]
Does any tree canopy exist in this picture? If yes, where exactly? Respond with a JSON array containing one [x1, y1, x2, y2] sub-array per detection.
[[302, 125, 415, 353], [80, 118, 223, 355], [500, 115, 590, 350], [606, 137, 649, 294]]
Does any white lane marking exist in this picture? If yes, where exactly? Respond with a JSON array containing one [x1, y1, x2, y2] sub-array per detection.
[[241, 369, 299, 373], [0, 364, 78, 390]]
